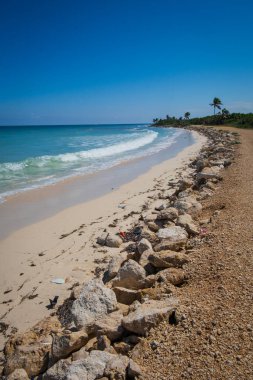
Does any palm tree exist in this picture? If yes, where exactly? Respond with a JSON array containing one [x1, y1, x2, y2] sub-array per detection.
[[221, 108, 230, 118], [184, 112, 191, 120], [210, 97, 223, 115]]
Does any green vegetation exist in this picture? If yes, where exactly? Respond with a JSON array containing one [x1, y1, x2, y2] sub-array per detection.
[[153, 97, 253, 129], [184, 112, 191, 120], [210, 97, 223, 115]]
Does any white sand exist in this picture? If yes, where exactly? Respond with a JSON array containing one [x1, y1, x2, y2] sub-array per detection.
[[0, 131, 206, 349]]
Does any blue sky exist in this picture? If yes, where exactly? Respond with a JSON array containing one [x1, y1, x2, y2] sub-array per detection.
[[0, 0, 253, 125]]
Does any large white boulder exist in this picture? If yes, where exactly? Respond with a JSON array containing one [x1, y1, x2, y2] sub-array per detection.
[[69, 279, 117, 330]]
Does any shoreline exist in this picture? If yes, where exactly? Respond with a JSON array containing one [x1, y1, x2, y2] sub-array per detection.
[[0, 128, 195, 240], [1, 125, 249, 380], [0, 130, 206, 348]]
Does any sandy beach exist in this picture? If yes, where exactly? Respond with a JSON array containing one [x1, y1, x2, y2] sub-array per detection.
[[1, 125, 252, 380], [0, 130, 206, 349]]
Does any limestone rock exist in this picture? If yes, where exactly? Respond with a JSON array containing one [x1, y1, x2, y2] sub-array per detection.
[[196, 166, 222, 181], [128, 359, 142, 378], [4, 316, 62, 377], [7, 369, 29, 380], [69, 278, 117, 330], [104, 354, 129, 379], [157, 226, 188, 241], [177, 190, 192, 199], [122, 298, 178, 335], [93, 310, 124, 341], [147, 221, 160, 232], [141, 212, 157, 223], [155, 203, 166, 211], [174, 197, 202, 216], [43, 351, 129, 380], [158, 188, 177, 199], [155, 268, 186, 285], [177, 213, 199, 235], [178, 178, 193, 191], [117, 303, 130, 316], [97, 233, 123, 248], [97, 335, 112, 351], [195, 158, 209, 172], [156, 207, 178, 221], [42, 351, 114, 379], [51, 330, 88, 362], [103, 253, 128, 283], [113, 287, 139, 305], [155, 226, 188, 250], [112, 260, 147, 290], [139, 249, 156, 275], [205, 181, 216, 190], [140, 228, 159, 245], [148, 251, 189, 268], [137, 284, 174, 303], [143, 274, 157, 288], [113, 341, 132, 355], [154, 239, 186, 252], [137, 238, 153, 254], [72, 346, 89, 361], [70, 284, 82, 300]]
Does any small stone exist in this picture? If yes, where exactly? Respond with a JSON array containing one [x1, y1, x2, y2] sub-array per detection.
[[150, 340, 159, 350], [209, 335, 216, 344]]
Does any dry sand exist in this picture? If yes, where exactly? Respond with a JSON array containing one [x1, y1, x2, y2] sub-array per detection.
[[0, 131, 206, 351]]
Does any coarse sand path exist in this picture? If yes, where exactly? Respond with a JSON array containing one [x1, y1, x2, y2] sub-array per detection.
[[134, 127, 253, 380]]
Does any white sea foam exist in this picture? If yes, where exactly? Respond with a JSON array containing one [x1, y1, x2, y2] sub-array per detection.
[[0, 128, 191, 203], [58, 130, 158, 162], [0, 130, 158, 171]]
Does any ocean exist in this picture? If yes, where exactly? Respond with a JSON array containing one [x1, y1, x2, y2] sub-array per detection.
[[0, 124, 189, 203]]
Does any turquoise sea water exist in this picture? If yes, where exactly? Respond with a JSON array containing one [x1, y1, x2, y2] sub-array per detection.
[[0, 124, 186, 202]]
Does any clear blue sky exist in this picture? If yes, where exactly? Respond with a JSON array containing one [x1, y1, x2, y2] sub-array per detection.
[[0, 0, 252, 125]]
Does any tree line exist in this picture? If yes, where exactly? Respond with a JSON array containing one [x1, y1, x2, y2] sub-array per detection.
[[153, 97, 253, 128]]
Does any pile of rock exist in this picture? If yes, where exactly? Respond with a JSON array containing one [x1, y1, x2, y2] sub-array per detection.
[[2, 126, 239, 379]]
